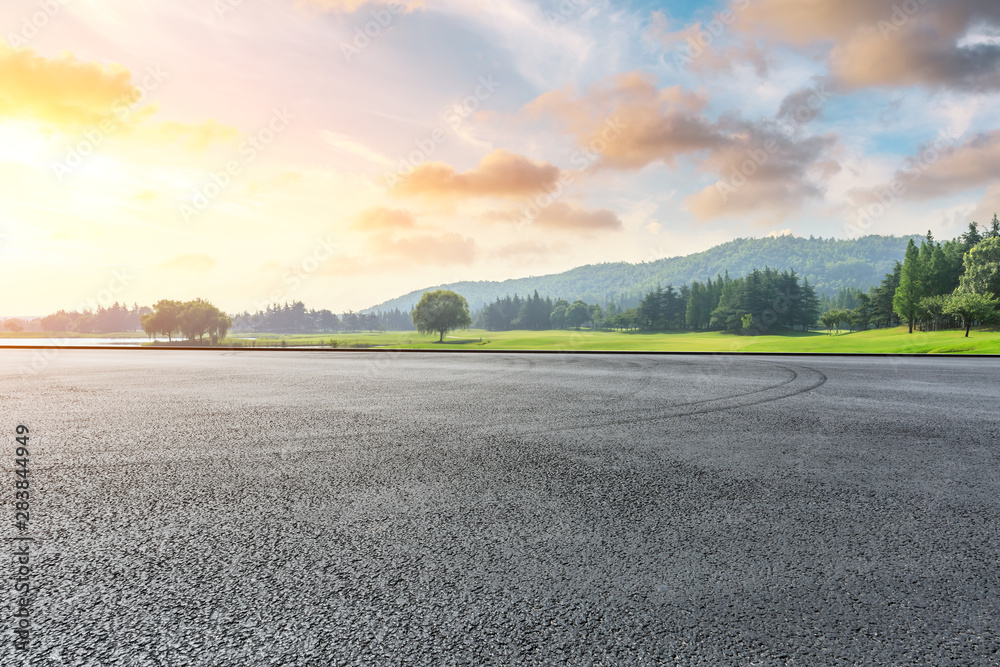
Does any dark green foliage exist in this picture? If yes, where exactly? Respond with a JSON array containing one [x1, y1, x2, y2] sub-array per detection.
[[818, 222, 996, 334], [566, 300, 592, 329], [944, 291, 999, 337], [639, 285, 685, 330], [474, 291, 552, 330], [894, 239, 925, 334], [819, 309, 852, 335], [958, 237, 1000, 299], [706, 268, 818, 334]]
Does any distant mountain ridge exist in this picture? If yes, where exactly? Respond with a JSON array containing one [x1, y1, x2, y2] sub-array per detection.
[[366, 234, 922, 313]]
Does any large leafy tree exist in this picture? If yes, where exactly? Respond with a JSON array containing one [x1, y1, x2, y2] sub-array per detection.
[[412, 290, 472, 342], [958, 237, 1000, 300], [142, 299, 229, 344], [944, 291, 998, 337], [565, 300, 591, 329], [148, 299, 184, 342], [893, 240, 925, 333]]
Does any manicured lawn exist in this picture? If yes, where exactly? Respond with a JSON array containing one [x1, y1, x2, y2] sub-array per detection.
[[221, 327, 1000, 354]]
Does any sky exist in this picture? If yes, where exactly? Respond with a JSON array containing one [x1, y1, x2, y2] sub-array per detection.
[[2, 0, 999, 315]]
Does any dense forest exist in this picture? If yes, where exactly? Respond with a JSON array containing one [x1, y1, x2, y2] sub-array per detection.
[[35, 303, 151, 333], [817, 222, 1000, 336], [368, 234, 920, 313], [230, 302, 414, 333], [475, 270, 820, 334]]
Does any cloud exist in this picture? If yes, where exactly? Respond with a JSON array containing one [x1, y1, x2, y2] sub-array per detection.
[[322, 130, 394, 167], [0, 44, 239, 148], [140, 119, 241, 150], [352, 207, 416, 230], [156, 254, 217, 273], [0, 43, 135, 128], [483, 202, 623, 234], [295, 0, 423, 14], [394, 149, 561, 200], [531, 202, 623, 233], [645, 10, 769, 76], [734, 0, 1000, 91], [528, 71, 721, 170], [369, 231, 475, 265], [493, 240, 557, 261], [777, 81, 834, 125], [970, 184, 1000, 225], [850, 129, 1000, 205], [530, 72, 839, 220], [685, 124, 839, 220]]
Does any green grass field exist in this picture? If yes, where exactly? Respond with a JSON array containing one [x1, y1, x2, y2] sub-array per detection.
[[219, 326, 1000, 354], [4, 327, 998, 353]]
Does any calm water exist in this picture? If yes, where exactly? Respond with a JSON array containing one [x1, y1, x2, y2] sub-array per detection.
[[0, 338, 146, 347]]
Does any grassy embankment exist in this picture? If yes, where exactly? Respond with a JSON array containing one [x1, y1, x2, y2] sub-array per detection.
[[4, 327, 998, 353], [217, 326, 1000, 354]]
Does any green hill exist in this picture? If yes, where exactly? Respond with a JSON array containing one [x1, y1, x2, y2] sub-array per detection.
[[366, 234, 920, 312]]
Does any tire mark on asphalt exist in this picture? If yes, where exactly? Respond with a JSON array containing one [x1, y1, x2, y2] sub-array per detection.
[[515, 362, 828, 435]]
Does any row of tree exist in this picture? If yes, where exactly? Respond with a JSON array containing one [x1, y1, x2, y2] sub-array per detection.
[[474, 270, 821, 335], [476, 293, 620, 331], [40, 303, 151, 334], [230, 302, 414, 333]]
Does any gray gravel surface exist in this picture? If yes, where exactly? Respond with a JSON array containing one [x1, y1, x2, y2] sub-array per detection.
[[1, 350, 999, 666]]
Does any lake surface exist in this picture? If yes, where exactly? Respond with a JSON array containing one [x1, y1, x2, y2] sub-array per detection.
[[0, 337, 146, 346]]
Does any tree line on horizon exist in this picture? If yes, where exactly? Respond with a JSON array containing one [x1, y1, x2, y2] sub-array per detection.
[[474, 270, 821, 335], [37, 302, 151, 334], [230, 302, 414, 334]]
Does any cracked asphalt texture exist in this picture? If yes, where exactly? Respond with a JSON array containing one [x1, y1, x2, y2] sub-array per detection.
[[2, 350, 999, 665]]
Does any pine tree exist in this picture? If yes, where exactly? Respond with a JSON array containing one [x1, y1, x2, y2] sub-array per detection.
[[893, 239, 925, 333]]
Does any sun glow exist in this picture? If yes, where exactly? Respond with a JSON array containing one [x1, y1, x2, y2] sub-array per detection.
[[0, 121, 52, 169]]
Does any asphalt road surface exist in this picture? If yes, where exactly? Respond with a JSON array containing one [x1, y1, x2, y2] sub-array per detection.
[[2, 350, 999, 665]]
